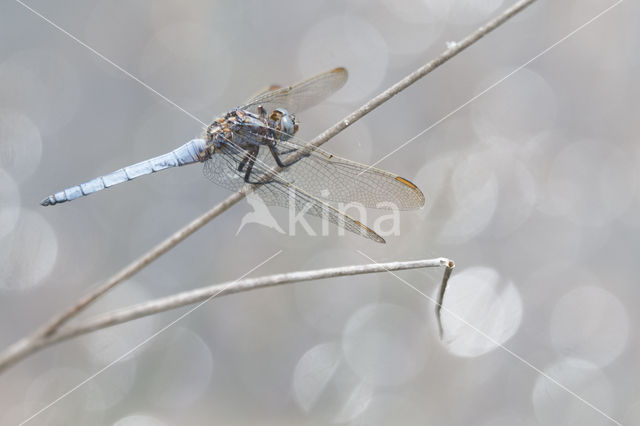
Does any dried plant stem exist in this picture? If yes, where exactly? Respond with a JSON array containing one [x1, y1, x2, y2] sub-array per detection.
[[305, 0, 537, 151], [1, 258, 453, 372], [436, 261, 456, 338], [59, 258, 453, 344], [0, 0, 537, 374]]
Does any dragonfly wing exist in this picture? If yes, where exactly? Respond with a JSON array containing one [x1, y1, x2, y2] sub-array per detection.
[[241, 68, 348, 114], [274, 137, 425, 210], [203, 142, 384, 243], [202, 146, 252, 193], [244, 84, 281, 106]]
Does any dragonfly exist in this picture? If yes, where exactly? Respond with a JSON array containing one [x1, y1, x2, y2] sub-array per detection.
[[40, 68, 425, 243]]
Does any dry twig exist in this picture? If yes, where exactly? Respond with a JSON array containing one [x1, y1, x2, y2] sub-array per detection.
[[0, 0, 537, 374], [30, 258, 454, 353]]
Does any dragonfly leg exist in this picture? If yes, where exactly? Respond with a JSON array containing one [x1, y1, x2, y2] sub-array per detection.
[[279, 146, 298, 155], [269, 145, 305, 168], [243, 157, 255, 181], [243, 146, 267, 184], [238, 152, 251, 172]]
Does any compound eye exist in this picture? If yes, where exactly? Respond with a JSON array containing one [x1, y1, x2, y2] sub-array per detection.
[[280, 115, 295, 140]]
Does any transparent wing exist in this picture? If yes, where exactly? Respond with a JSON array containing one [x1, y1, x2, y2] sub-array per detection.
[[268, 135, 425, 210], [203, 142, 384, 243], [241, 68, 348, 114], [245, 84, 281, 104]]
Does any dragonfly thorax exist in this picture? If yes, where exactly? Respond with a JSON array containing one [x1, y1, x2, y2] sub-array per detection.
[[204, 108, 298, 154]]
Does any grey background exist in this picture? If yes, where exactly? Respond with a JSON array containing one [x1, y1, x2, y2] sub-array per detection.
[[1, 0, 639, 425]]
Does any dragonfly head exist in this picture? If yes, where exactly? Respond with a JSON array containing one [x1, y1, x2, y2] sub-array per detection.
[[270, 108, 298, 141]]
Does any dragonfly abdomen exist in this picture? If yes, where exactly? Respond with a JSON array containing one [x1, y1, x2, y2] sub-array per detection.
[[40, 138, 207, 206]]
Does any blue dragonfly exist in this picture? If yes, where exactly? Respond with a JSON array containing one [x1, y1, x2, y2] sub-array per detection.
[[40, 68, 425, 242]]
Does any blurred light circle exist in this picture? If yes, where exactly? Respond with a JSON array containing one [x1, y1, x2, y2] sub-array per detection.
[[470, 68, 557, 146], [474, 149, 537, 239], [414, 150, 459, 219], [24, 367, 106, 425], [83, 280, 157, 346], [292, 342, 340, 412], [372, 0, 446, 56], [297, 15, 388, 104], [342, 303, 430, 387], [521, 263, 602, 320], [545, 140, 634, 226], [139, 22, 232, 111], [299, 104, 375, 164], [384, 0, 450, 23], [550, 286, 629, 367], [450, 0, 505, 25], [0, 209, 57, 290], [295, 249, 380, 333], [532, 358, 613, 426], [490, 156, 536, 238], [350, 394, 425, 426], [113, 414, 168, 426], [438, 151, 498, 244], [522, 131, 570, 217], [0, 110, 42, 181], [79, 328, 137, 409], [438, 266, 522, 357], [292, 342, 372, 423], [0, 50, 81, 134], [144, 327, 214, 409], [619, 145, 640, 228], [0, 168, 20, 239]]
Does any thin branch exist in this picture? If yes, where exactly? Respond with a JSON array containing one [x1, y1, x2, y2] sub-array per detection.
[[305, 0, 537, 152], [0, 258, 454, 372], [38, 193, 244, 338], [436, 260, 456, 338], [58, 258, 454, 344], [0, 0, 537, 374]]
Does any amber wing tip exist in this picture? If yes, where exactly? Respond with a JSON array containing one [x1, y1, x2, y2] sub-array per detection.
[[332, 67, 348, 79], [366, 225, 385, 243]]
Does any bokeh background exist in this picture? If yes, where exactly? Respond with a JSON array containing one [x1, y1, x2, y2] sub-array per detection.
[[1, 0, 639, 424]]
